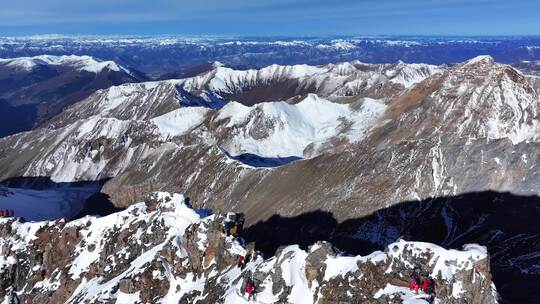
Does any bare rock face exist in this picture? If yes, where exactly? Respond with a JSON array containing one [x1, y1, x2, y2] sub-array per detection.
[[0, 192, 498, 303]]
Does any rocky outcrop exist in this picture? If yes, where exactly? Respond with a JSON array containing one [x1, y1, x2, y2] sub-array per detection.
[[0, 192, 498, 303]]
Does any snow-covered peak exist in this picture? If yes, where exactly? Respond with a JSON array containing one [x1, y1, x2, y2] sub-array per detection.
[[211, 61, 225, 68], [216, 94, 387, 159], [383, 55, 540, 145], [464, 55, 495, 66], [0, 54, 129, 74], [328, 61, 360, 75], [315, 40, 357, 50], [386, 61, 445, 87], [330, 40, 357, 50]]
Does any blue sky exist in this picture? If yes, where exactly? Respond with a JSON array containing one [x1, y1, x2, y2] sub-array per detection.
[[1, 0, 539, 36]]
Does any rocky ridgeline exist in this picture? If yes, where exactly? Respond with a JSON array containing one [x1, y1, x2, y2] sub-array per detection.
[[0, 192, 498, 303]]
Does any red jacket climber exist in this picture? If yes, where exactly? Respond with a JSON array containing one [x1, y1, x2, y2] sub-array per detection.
[[245, 281, 256, 301], [1, 210, 14, 217], [409, 279, 420, 294], [422, 277, 435, 294], [245, 283, 254, 294], [237, 255, 246, 269]]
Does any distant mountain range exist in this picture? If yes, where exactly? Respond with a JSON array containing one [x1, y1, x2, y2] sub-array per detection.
[[2, 35, 540, 77]]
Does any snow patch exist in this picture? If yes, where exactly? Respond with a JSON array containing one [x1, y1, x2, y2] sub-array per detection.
[[151, 107, 210, 137]]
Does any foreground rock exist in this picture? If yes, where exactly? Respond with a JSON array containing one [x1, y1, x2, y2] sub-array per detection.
[[0, 192, 498, 303]]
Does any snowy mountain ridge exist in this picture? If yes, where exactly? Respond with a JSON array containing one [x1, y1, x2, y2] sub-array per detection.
[[376, 55, 540, 145], [0, 54, 130, 74], [1, 56, 538, 194], [1, 91, 386, 185], [0, 192, 498, 304], [175, 60, 444, 99], [43, 59, 444, 140], [215, 94, 387, 158]]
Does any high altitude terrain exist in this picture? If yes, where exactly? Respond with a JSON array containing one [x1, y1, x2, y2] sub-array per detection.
[[1, 50, 539, 302], [0, 192, 497, 303]]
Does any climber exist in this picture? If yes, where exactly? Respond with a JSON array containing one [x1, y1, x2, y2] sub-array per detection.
[[236, 213, 245, 235], [223, 213, 245, 237], [0, 210, 4, 217], [237, 255, 246, 270], [229, 222, 238, 237], [223, 213, 234, 236], [409, 266, 422, 294], [245, 279, 256, 301], [223, 220, 232, 236], [422, 276, 435, 295]]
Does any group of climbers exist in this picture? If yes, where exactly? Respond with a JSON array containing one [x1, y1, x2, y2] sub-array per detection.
[[409, 266, 435, 297], [237, 244, 259, 301], [184, 196, 438, 303], [0, 210, 14, 218], [236, 252, 260, 301], [227, 219, 260, 302], [184, 196, 259, 301]]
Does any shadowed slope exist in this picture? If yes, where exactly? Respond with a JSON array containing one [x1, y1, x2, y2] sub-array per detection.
[[243, 191, 540, 303]]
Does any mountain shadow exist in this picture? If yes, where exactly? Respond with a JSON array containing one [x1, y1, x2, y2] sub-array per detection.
[[176, 87, 228, 109], [219, 148, 303, 167], [0, 102, 38, 138], [243, 191, 540, 304], [0, 176, 121, 219]]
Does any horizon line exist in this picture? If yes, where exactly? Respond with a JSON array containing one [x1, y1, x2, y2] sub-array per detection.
[[2, 34, 540, 40]]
